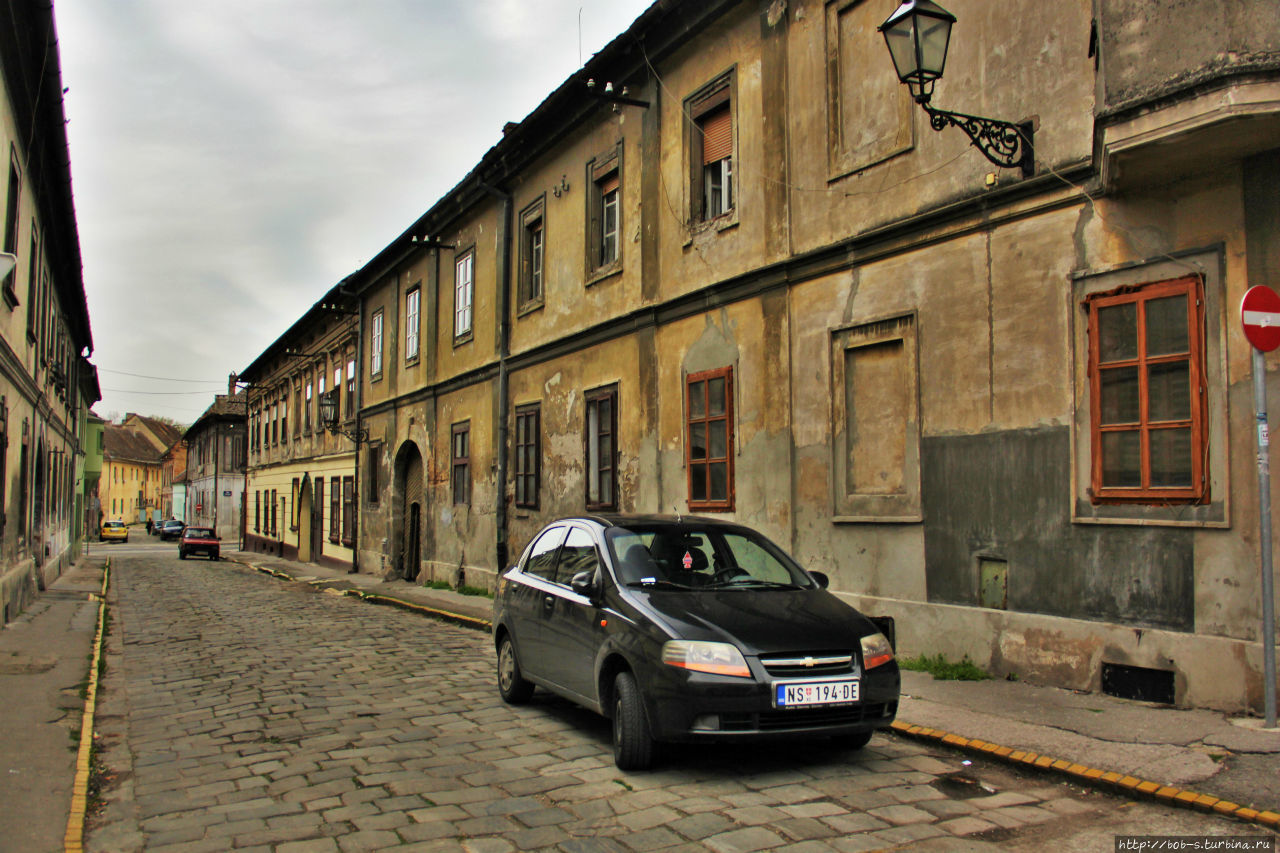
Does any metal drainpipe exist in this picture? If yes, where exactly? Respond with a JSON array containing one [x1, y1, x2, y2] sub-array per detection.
[[351, 304, 364, 574], [479, 180, 513, 571]]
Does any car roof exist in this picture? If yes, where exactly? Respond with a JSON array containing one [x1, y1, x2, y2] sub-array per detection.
[[552, 513, 752, 531]]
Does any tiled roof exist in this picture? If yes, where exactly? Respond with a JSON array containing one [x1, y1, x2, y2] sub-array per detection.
[[103, 423, 164, 464]]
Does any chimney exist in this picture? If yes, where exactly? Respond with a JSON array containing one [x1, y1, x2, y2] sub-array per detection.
[[228, 372, 239, 395]]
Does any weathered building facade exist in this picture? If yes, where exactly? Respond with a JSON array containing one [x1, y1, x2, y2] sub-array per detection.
[[241, 288, 361, 569], [182, 388, 246, 542], [243, 0, 1280, 712], [0, 1, 98, 623]]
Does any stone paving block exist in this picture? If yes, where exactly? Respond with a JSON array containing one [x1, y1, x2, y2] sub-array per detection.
[[453, 814, 521, 836], [988, 804, 1059, 825], [882, 784, 947, 804], [724, 804, 792, 826], [461, 795, 547, 818], [819, 811, 892, 835], [866, 822, 948, 846], [780, 800, 845, 819], [704, 825, 788, 852], [395, 819, 461, 843], [618, 826, 687, 851], [663, 811, 735, 841], [617, 804, 683, 832], [898, 754, 961, 775], [336, 829, 403, 851], [972, 790, 1039, 809], [938, 815, 999, 836], [916, 798, 978, 818], [566, 797, 618, 822], [145, 824, 208, 847], [350, 812, 411, 833], [277, 839, 341, 853], [866, 803, 938, 826], [1040, 797, 1100, 816], [773, 816, 841, 842]]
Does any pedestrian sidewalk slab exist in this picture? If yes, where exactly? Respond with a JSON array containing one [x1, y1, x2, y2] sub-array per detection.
[[223, 549, 1280, 832], [0, 557, 104, 853]]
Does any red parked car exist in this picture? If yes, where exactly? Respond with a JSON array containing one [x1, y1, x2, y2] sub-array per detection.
[[178, 527, 220, 560]]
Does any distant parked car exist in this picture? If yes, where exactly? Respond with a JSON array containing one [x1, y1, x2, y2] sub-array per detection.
[[492, 514, 899, 770], [100, 520, 128, 543], [178, 526, 219, 560], [159, 520, 184, 541]]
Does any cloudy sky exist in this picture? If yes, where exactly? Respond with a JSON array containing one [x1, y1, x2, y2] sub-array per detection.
[[56, 0, 653, 425]]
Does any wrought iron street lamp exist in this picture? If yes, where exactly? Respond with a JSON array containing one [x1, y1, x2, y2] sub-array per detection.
[[879, 0, 1034, 177], [318, 389, 367, 443]]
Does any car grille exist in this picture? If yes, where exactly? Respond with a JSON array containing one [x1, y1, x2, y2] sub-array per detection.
[[759, 651, 855, 678], [718, 702, 896, 732]]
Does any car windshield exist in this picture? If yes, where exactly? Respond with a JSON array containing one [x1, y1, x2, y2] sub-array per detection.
[[605, 521, 812, 590]]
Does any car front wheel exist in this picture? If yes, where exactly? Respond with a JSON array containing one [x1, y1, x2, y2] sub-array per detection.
[[496, 635, 534, 704], [178, 549, 186, 560], [833, 730, 874, 751], [210, 551, 219, 561], [612, 671, 653, 771]]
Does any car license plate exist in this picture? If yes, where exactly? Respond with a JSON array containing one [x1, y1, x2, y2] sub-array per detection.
[[775, 679, 860, 708]]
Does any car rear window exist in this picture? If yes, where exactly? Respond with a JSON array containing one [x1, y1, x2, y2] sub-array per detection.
[[185, 528, 214, 538]]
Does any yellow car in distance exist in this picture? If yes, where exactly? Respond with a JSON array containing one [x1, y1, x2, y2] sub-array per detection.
[[100, 520, 128, 543]]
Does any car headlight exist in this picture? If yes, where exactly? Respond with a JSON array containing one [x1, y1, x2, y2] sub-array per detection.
[[861, 632, 895, 670], [662, 640, 751, 678]]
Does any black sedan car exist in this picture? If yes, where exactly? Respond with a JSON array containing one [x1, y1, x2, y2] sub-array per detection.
[[158, 520, 185, 541], [492, 515, 899, 770]]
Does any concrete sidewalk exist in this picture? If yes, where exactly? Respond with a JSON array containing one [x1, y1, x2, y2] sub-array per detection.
[[226, 549, 1280, 831], [0, 556, 104, 853]]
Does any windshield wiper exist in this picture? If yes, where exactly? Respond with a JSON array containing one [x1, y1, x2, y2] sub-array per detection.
[[704, 579, 802, 590], [626, 579, 692, 590]]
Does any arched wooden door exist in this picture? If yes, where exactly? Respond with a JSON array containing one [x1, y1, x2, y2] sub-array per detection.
[[297, 475, 312, 562], [395, 442, 425, 581]]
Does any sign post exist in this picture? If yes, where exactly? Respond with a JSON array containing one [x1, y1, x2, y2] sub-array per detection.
[[1241, 285, 1280, 728]]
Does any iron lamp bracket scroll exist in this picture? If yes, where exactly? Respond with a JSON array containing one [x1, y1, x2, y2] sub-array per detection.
[[923, 104, 1034, 177]]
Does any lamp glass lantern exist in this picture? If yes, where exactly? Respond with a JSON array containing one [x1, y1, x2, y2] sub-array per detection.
[[879, 0, 956, 104], [318, 390, 338, 432]]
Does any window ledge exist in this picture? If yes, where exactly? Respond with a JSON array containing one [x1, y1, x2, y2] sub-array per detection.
[[516, 298, 544, 318], [585, 264, 622, 289], [683, 212, 739, 247], [453, 333, 473, 349], [2, 284, 17, 311]]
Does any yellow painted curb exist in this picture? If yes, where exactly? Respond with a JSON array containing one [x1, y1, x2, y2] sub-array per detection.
[[64, 560, 110, 853], [889, 714, 1280, 832]]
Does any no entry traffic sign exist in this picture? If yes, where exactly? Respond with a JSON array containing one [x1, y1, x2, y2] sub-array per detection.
[[1242, 285, 1280, 352]]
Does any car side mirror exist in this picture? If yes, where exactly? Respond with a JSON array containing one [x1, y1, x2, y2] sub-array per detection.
[[809, 570, 830, 589], [570, 571, 597, 597]]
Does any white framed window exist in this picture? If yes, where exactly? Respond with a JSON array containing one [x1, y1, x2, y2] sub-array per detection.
[[454, 251, 474, 339], [370, 309, 384, 376], [405, 286, 421, 360]]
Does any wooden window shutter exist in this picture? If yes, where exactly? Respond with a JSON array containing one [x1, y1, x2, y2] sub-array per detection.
[[700, 106, 732, 164]]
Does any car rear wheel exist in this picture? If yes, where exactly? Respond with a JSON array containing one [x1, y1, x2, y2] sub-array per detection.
[[612, 671, 653, 771], [496, 635, 534, 704]]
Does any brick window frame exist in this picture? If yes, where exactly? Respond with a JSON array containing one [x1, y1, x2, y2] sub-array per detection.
[[685, 366, 734, 511], [329, 476, 341, 543], [405, 285, 421, 361], [341, 476, 354, 546], [451, 422, 470, 506], [514, 403, 540, 509], [584, 385, 617, 511], [454, 249, 475, 343], [370, 309, 384, 378], [1085, 275, 1207, 504], [518, 198, 545, 312]]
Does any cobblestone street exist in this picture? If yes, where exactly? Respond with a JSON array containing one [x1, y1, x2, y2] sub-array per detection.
[[88, 553, 1254, 851]]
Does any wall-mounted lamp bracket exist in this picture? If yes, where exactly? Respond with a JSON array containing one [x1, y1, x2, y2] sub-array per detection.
[[922, 104, 1034, 178]]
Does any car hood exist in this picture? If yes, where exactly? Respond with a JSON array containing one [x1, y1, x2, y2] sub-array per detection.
[[634, 588, 878, 655]]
